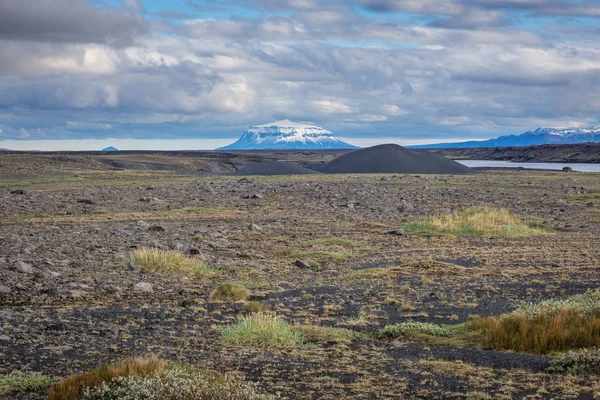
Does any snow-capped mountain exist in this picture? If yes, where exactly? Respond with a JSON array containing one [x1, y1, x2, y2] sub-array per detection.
[[413, 126, 600, 149], [217, 120, 358, 150]]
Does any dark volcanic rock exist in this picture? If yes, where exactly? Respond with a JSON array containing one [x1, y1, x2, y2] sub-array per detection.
[[319, 144, 476, 174], [77, 199, 96, 205], [295, 260, 312, 269]]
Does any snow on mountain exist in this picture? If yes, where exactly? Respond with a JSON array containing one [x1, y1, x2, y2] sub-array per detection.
[[217, 120, 358, 150], [413, 126, 600, 149]]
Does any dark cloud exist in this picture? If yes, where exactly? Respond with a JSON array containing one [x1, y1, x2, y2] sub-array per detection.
[[358, 0, 600, 18], [0, 0, 147, 46]]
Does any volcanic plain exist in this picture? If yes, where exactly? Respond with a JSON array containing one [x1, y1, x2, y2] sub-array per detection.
[[1, 151, 600, 399]]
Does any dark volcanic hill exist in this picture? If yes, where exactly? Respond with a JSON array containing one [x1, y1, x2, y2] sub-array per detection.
[[319, 144, 476, 174], [234, 161, 322, 175]]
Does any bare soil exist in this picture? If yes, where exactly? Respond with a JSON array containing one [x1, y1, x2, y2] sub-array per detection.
[[1, 152, 600, 399]]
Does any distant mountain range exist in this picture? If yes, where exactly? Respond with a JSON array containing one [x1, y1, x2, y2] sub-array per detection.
[[217, 120, 358, 150], [413, 127, 600, 148], [102, 146, 119, 152]]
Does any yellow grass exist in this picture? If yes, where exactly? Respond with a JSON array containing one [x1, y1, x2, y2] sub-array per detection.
[[404, 207, 548, 236], [127, 248, 216, 276], [472, 308, 600, 354]]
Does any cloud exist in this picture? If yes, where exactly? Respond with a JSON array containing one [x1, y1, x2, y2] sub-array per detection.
[[0, 0, 146, 46], [0, 0, 598, 143]]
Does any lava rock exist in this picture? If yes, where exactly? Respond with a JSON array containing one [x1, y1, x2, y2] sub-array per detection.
[[295, 260, 312, 269], [148, 225, 165, 232], [10, 189, 26, 195], [77, 199, 96, 205], [383, 228, 405, 236]]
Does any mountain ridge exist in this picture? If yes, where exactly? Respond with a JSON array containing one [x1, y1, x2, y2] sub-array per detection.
[[412, 126, 600, 149]]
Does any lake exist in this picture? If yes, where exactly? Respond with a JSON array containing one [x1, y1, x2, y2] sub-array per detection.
[[457, 160, 600, 172]]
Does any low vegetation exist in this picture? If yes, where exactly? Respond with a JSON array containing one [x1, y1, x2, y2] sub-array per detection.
[[474, 289, 600, 354], [548, 348, 600, 375], [47, 356, 273, 400], [127, 248, 216, 276], [0, 371, 58, 396], [296, 325, 363, 344], [209, 283, 250, 302], [379, 321, 480, 347], [221, 313, 303, 347], [379, 290, 600, 354], [347, 260, 467, 280], [403, 207, 549, 236], [48, 356, 167, 400], [473, 307, 600, 354], [242, 301, 271, 314]]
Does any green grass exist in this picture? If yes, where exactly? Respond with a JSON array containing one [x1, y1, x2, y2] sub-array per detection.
[[221, 313, 303, 347], [209, 283, 250, 302], [127, 248, 216, 276], [0, 371, 58, 396], [574, 193, 600, 201], [403, 207, 550, 237], [379, 322, 481, 347]]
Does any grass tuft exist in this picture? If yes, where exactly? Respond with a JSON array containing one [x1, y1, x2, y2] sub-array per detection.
[[221, 313, 303, 347], [472, 307, 600, 354], [242, 301, 271, 314], [48, 356, 167, 400], [209, 283, 250, 302], [404, 207, 549, 236], [0, 371, 58, 396], [127, 248, 216, 276]]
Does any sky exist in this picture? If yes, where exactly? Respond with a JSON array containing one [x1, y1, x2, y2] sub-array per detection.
[[1, 0, 599, 149]]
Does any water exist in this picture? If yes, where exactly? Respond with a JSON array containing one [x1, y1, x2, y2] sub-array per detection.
[[457, 160, 600, 172]]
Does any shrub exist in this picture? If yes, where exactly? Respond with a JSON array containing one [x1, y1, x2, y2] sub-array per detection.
[[48, 356, 167, 400], [512, 289, 600, 318], [404, 207, 549, 237], [548, 348, 600, 375], [127, 248, 215, 276], [80, 367, 275, 400], [221, 313, 303, 347], [209, 284, 250, 302], [379, 322, 464, 338], [242, 301, 271, 314], [0, 371, 58, 396]]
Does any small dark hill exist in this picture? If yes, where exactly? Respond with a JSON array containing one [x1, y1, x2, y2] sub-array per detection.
[[319, 144, 476, 174], [234, 161, 322, 176]]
